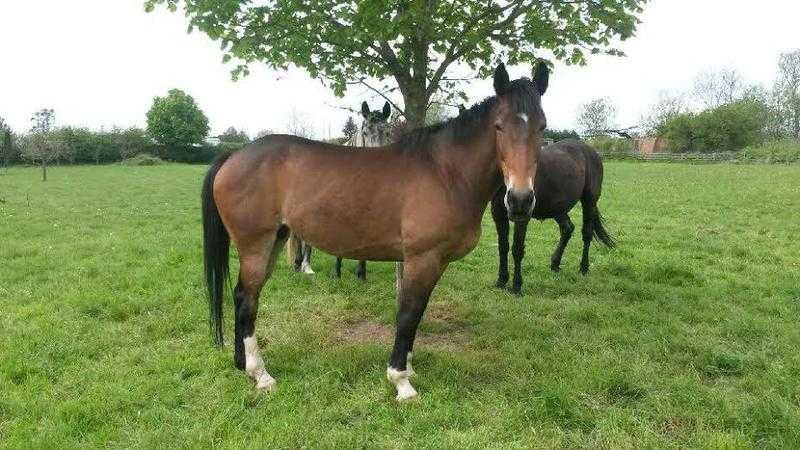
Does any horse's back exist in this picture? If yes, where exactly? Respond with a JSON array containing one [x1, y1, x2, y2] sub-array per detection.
[[554, 139, 604, 199], [532, 139, 600, 219]]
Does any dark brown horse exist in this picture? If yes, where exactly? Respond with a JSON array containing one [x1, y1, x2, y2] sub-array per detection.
[[491, 139, 614, 295], [201, 62, 549, 400]]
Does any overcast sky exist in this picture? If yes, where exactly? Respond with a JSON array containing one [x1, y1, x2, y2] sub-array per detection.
[[1, 0, 799, 137]]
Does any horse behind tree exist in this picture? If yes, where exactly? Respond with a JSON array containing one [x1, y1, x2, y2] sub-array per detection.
[[288, 100, 393, 279]]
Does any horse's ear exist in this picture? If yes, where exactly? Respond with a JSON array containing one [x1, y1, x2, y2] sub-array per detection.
[[533, 62, 549, 96], [494, 63, 510, 95], [382, 101, 391, 119], [361, 101, 370, 118]]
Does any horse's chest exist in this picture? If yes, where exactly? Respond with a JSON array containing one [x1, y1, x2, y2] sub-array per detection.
[[447, 221, 482, 261]]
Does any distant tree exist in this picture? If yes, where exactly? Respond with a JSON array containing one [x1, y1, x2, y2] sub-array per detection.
[[577, 98, 617, 137], [146, 89, 209, 148], [24, 109, 63, 181], [692, 68, 747, 110], [255, 129, 274, 140], [0, 117, 11, 168], [113, 127, 152, 159], [145, 0, 647, 127], [285, 110, 314, 139], [774, 50, 800, 138], [341, 117, 358, 141], [219, 126, 250, 143], [643, 91, 689, 135], [544, 129, 581, 142]]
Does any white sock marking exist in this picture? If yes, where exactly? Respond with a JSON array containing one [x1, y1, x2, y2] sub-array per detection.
[[244, 335, 276, 391], [387, 367, 418, 401], [300, 259, 315, 275], [386, 353, 417, 401]]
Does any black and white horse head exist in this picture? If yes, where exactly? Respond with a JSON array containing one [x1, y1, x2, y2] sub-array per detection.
[[359, 101, 392, 147]]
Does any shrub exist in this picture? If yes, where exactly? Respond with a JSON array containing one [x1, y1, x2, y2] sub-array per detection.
[[588, 136, 634, 154], [120, 154, 165, 166], [660, 100, 768, 152], [738, 139, 800, 163], [156, 143, 239, 163]]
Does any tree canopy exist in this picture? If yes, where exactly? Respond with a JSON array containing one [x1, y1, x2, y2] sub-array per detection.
[[146, 89, 209, 148], [219, 126, 250, 143], [576, 97, 617, 137], [145, 0, 647, 126]]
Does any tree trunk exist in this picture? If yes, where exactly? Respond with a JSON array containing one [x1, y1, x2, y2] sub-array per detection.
[[42, 159, 47, 181], [400, 79, 430, 129], [404, 96, 428, 129]]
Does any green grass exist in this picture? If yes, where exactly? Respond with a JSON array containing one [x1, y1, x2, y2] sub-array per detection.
[[1, 162, 799, 448]]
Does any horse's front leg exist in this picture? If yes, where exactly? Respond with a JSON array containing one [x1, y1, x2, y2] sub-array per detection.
[[510, 219, 529, 296], [491, 188, 510, 288], [386, 254, 446, 401]]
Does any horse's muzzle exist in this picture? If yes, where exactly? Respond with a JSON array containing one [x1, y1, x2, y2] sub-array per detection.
[[505, 189, 535, 222]]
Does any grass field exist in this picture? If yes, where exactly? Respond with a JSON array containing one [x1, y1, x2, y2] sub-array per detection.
[[1, 162, 799, 448]]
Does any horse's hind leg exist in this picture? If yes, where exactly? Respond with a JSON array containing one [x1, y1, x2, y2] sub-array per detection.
[[234, 226, 289, 390], [387, 254, 447, 401], [300, 242, 314, 274], [288, 232, 302, 271], [550, 214, 575, 272], [333, 257, 343, 278], [491, 187, 510, 288], [579, 200, 595, 275], [356, 261, 367, 281], [510, 219, 529, 296]]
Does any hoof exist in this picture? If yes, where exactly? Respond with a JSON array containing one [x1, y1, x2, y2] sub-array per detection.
[[255, 374, 276, 391], [387, 365, 417, 402], [550, 263, 561, 272], [494, 278, 508, 289], [579, 266, 589, 276], [508, 286, 523, 297], [396, 387, 419, 402]]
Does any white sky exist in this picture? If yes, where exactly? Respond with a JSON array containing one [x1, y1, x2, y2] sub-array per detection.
[[1, 0, 799, 137]]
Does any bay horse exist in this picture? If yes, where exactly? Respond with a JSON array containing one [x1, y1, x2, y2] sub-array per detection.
[[491, 139, 615, 296], [201, 62, 549, 400]]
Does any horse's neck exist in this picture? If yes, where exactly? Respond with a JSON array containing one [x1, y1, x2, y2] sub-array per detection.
[[434, 128, 501, 214]]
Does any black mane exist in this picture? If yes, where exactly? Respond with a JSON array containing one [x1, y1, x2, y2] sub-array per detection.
[[392, 78, 543, 156]]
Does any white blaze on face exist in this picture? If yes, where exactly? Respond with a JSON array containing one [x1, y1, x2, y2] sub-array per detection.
[[243, 335, 276, 391]]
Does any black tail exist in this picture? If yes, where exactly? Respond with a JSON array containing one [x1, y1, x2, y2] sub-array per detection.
[[592, 209, 615, 248], [201, 152, 233, 346]]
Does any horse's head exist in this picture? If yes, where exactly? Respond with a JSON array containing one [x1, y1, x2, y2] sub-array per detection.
[[492, 62, 549, 222], [360, 101, 392, 146]]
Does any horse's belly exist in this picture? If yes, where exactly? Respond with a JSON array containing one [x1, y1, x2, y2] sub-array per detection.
[[284, 202, 403, 261]]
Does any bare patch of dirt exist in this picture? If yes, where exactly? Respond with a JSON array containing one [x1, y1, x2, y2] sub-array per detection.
[[336, 320, 470, 348]]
